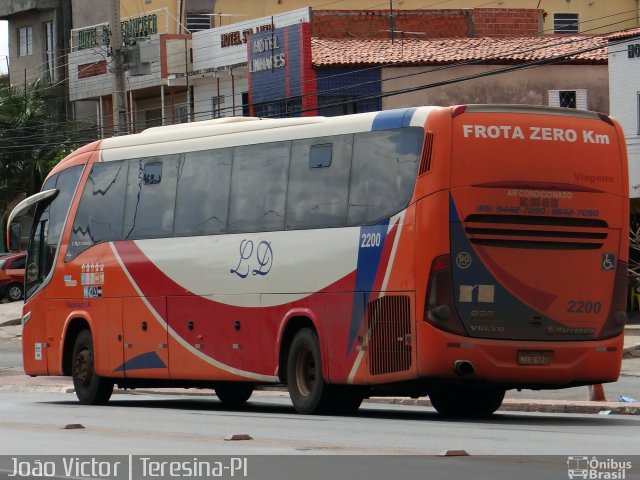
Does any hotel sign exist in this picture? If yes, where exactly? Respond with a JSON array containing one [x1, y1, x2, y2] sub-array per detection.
[[249, 36, 285, 72], [76, 14, 158, 51], [220, 24, 272, 48]]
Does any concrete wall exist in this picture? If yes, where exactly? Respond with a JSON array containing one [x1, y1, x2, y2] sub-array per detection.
[[6, 9, 57, 87], [70, 0, 108, 29], [212, 0, 639, 34], [381, 64, 609, 113], [0, 0, 58, 18]]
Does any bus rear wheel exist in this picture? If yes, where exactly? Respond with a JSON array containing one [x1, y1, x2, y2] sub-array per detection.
[[429, 387, 504, 418], [214, 384, 254, 407], [329, 387, 363, 415], [286, 328, 336, 414], [71, 329, 113, 405]]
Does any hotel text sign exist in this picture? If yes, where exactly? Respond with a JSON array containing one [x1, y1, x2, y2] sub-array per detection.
[[220, 24, 272, 48], [77, 14, 158, 50]]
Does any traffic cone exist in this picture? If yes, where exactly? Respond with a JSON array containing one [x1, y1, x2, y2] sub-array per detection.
[[589, 384, 607, 401]]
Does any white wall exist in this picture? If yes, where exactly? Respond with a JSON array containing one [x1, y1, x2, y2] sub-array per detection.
[[609, 37, 640, 197], [69, 34, 163, 101], [192, 7, 309, 71], [192, 73, 247, 119]]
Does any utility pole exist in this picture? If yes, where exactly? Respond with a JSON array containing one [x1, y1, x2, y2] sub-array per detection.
[[389, 0, 395, 43], [110, 0, 128, 135]]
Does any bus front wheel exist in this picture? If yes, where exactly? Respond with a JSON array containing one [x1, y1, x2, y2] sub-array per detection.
[[214, 384, 254, 407], [71, 329, 113, 405], [429, 387, 504, 417], [286, 328, 335, 414]]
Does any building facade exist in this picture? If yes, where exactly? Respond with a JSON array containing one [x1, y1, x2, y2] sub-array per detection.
[[212, 0, 640, 36], [609, 28, 640, 200], [0, 0, 71, 90], [185, 7, 311, 121]]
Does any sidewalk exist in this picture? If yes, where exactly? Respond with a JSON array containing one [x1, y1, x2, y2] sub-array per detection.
[[1, 301, 640, 415]]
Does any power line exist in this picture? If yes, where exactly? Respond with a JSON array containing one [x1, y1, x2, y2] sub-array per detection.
[[0, 7, 638, 142]]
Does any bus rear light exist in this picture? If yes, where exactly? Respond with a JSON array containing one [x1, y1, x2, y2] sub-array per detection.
[[596, 262, 628, 340], [451, 105, 467, 118], [597, 112, 615, 126], [424, 254, 468, 336], [595, 346, 617, 352]]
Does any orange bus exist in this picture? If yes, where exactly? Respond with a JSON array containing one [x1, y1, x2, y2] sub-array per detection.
[[8, 105, 629, 416]]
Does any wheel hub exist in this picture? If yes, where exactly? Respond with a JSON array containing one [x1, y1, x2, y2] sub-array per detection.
[[295, 347, 317, 397], [74, 349, 92, 386]]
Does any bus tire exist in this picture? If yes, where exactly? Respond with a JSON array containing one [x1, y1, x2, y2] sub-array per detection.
[[429, 387, 504, 418], [214, 384, 254, 407], [329, 387, 363, 415], [286, 328, 335, 414], [71, 329, 113, 405]]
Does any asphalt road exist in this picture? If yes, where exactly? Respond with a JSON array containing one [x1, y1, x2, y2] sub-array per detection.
[[1, 391, 639, 456]]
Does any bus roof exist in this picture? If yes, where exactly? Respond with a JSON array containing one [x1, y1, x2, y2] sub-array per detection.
[[99, 107, 437, 161]]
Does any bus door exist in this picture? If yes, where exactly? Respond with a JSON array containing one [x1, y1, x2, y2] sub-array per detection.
[[121, 296, 169, 378]]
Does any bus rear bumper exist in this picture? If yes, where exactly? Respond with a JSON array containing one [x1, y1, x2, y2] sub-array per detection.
[[418, 330, 624, 389]]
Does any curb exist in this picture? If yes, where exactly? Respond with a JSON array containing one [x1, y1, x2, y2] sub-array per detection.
[[364, 396, 640, 415], [0, 318, 21, 327], [623, 343, 640, 358]]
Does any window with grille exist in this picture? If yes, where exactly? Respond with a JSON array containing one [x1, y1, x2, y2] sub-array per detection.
[[559, 91, 576, 109], [186, 14, 211, 33], [554, 13, 579, 34], [174, 104, 189, 124], [43, 21, 55, 82], [211, 96, 225, 118], [145, 108, 163, 128], [548, 89, 587, 110], [18, 26, 33, 56]]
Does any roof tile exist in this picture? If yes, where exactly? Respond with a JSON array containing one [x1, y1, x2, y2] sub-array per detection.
[[311, 35, 607, 67]]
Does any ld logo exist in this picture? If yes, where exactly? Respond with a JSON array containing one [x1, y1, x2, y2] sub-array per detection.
[[230, 239, 273, 278]]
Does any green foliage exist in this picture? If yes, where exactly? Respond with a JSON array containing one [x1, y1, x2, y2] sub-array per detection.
[[0, 79, 76, 251]]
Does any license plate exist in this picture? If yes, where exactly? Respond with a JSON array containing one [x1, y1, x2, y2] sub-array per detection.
[[517, 350, 552, 365]]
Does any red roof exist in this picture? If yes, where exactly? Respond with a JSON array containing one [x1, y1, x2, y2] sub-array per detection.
[[312, 35, 607, 67], [607, 27, 640, 41]]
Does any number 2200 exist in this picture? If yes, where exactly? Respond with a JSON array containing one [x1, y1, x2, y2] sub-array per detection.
[[360, 233, 381, 248], [567, 300, 602, 314]]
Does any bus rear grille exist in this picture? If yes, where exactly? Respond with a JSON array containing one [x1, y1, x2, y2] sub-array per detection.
[[463, 214, 608, 250], [367, 295, 412, 376]]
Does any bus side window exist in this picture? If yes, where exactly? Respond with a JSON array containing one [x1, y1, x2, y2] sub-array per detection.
[[286, 136, 352, 230], [67, 161, 128, 260], [123, 155, 179, 239], [309, 144, 333, 168], [174, 148, 232, 236], [228, 141, 290, 234], [347, 128, 423, 226]]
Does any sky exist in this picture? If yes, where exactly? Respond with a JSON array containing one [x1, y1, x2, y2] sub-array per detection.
[[1, 20, 8, 74]]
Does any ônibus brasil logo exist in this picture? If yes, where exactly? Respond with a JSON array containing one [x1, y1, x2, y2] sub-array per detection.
[[567, 456, 632, 479]]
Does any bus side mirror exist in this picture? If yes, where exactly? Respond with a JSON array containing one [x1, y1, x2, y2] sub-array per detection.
[[8, 220, 21, 252]]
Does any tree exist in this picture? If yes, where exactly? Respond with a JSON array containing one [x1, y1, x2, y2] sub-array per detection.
[[0, 78, 77, 251]]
